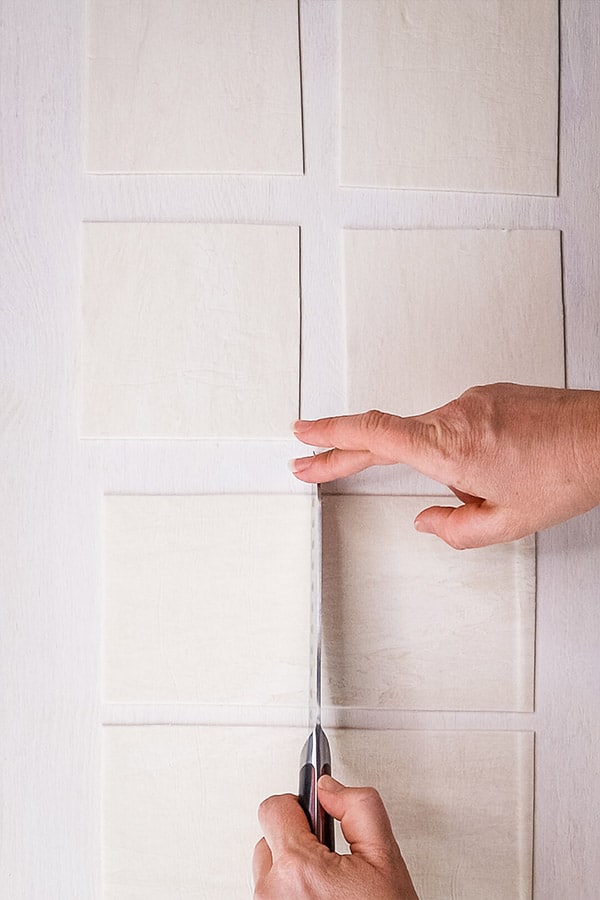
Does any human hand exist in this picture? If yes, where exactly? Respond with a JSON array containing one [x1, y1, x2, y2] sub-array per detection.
[[291, 383, 600, 549], [253, 775, 418, 900]]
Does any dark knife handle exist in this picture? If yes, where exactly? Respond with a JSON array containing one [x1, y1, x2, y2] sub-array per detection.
[[298, 724, 335, 850], [298, 754, 335, 851]]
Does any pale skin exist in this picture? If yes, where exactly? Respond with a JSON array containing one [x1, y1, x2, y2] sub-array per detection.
[[255, 383, 600, 898], [253, 776, 418, 900], [292, 383, 600, 549]]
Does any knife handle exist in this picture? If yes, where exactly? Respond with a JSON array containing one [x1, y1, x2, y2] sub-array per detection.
[[298, 759, 335, 851]]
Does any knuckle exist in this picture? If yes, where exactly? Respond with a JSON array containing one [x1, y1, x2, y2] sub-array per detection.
[[276, 851, 312, 886], [322, 447, 342, 472], [460, 381, 509, 399], [360, 409, 392, 434], [420, 414, 465, 463], [434, 387, 499, 461], [258, 792, 295, 817], [456, 384, 502, 428], [258, 796, 271, 816], [258, 795, 277, 820]]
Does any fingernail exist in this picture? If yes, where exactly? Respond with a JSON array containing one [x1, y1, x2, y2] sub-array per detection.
[[318, 774, 344, 793], [414, 516, 432, 534], [293, 419, 311, 434], [288, 457, 310, 473]]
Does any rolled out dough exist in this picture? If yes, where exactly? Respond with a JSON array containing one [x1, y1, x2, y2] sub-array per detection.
[[81, 223, 299, 438], [85, 0, 303, 173], [344, 228, 564, 417], [103, 494, 312, 705], [323, 495, 535, 712], [340, 0, 558, 194], [103, 726, 533, 900], [334, 729, 533, 900]]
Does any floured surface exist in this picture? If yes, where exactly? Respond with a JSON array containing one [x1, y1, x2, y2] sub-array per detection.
[[344, 229, 564, 417], [103, 726, 533, 900], [85, 0, 303, 173], [334, 729, 534, 900], [103, 495, 311, 704], [322, 496, 535, 711], [81, 223, 299, 438], [340, 0, 558, 194]]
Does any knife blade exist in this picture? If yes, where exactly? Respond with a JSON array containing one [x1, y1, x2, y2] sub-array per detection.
[[298, 484, 335, 850]]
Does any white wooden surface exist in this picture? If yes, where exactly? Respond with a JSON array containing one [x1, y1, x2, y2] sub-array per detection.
[[1, 1, 600, 897]]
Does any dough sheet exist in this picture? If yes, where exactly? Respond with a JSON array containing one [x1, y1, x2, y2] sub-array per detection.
[[344, 228, 564, 417], [341, 0, 558, 194], [81, 223, 299, 438], [103, 494, 312, 704], [103, 726, 533, 900], [323, 496, 535, 711], [86, 0, 303, 173]]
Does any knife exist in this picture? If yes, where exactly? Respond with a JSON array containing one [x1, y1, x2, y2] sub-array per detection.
[[298, 484, 335, 850]]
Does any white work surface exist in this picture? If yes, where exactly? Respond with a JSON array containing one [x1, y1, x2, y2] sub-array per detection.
[[1, 1, 600, 897]]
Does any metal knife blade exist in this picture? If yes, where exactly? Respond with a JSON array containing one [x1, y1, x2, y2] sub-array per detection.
[[298, 484, 335, 850], [310, 482, 323, 728]]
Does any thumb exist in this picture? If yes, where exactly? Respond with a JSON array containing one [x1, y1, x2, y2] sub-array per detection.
[[414, 500, 510, 549], [318, 776, 402, 868]]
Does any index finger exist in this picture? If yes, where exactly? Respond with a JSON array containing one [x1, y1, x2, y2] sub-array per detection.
[[257, 794, 315, 860], [293, 410, 439, 475], [293, 411, 406, 457]]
